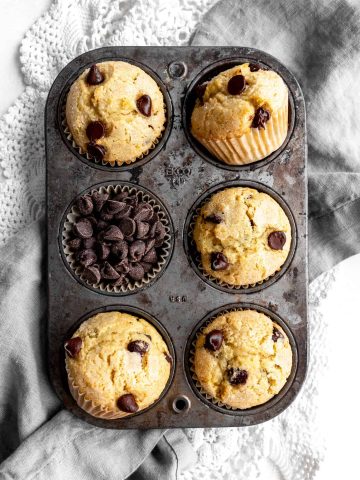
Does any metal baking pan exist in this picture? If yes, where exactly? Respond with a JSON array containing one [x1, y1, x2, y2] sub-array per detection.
[[46, 46, 307, 429]]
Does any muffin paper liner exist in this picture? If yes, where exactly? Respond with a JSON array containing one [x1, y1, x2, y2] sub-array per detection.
[[196, 102, 288, 166], [188, 306, 289, 412], [62, 184, 172, 294], [61, 96, 166, 168], [188, 203, 279, 292]]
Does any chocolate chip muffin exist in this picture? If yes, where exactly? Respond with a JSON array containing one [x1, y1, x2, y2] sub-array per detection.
[[66, 61, 166, 166], [193, 310, 292, 409], [193, 187, 291, 286], [63, 185, 170, 292], [65, 311, 172, 419], [191, 63, 288, 165]]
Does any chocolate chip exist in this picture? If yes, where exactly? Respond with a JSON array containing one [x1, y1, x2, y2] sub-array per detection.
[[144, 238, 156, 254], [140, 261, 152, 273], [117, 393, 139, 413], [210, 252, 229, 271], [96, 219, 109, 231], [127, 340, 149, 356], [82, 265, 101, 284], [111, 240, 128, 260], [113, 192, 129, 202], [204, 329, 223, 351], [164, 353, 172, 364], [251, 107, 270, 129], [76, 195, 93, 216], [82, 236, 96, 249], [136, 221, 150, 239], [103, 200, 127, 215], [87, 215, 98, 228], [86, 121, 105, 141], [136, 94, 152, 116], [124, 195, 138, 207], [272, 327, 284, 342], [129, 240, 146, 262], [86, 64, 104, 85], [97, 243, 110, 261], [205, 213, 223, 224], [227, 74, 246, 95], [92, 191, 109, 212], [99, 211, 114, 222], [133, 203, 153, 221], [119, 217, 136, 236], [87, 142, 106, 161], [77, 248, 97, 267], [142, 247, 157, 264], [114, 258, 130, 274], [100, 261, 120, 280], [103, 225, 124, 241], [249, 63, 260, 72], [128, 263, 145, 281], [73, 218, 93, 239], [194, 81, 208, 102], [111, 275, 125, 287], [268, 231, 286, 250], [150, 221, 166, 247], [113, 205, 133, 219], [67, 238, 82, 250], [227, 368, 248, 385], [64, 337, 82, 358]]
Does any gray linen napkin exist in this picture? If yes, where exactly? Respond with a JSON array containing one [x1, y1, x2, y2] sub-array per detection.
[[191, 0, 360, 281], [0, 221, 196, 479]]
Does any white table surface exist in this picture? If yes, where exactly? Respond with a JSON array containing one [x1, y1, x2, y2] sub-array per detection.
[[1, 1, 359, 478]]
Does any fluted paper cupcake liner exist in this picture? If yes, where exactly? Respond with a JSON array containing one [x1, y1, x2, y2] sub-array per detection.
[[62, 184, 172, 294], [60, 95, 166, 168], [196, 102, 288, 166]]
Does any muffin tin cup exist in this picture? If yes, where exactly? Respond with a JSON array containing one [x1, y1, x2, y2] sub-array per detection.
[[58, 57, 173, 172], [184, 179, 297, 294], [185, 303, 298, 416], [63, 305, 176, 420], [61, 182, 174, 295], [47, 46, 307, 429]]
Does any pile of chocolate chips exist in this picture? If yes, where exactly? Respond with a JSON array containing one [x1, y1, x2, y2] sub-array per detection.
[[66, 189, 167, 288]]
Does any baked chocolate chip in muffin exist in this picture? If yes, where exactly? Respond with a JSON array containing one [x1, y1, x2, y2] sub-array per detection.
[[191, 63, 289, 165], [64, 186, 169, 292], [66, 61, 166, 166], [65, 311, 172, 419], [194, 310, 292, 409], [193, 187, 291, 286]]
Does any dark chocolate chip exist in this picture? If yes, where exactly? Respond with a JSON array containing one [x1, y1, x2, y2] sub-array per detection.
[[87, 215, 98, 228], [86, 64, 104, 85], [133, 202, 153, 221], [205, 213, 223, 224], [127, 340, 149, 356], [194, 81, 208, 102], [128, 263, 145, 281], [86, 121, 105, 141], [227, 74, 246, 95], [117, 393, 139, 413], [144, 238, 156, 254], [119, 217, 136, 236], [164, 353, 172, 364], [99, 211, 114, 222], [129, 240, 146, 262], [82, 265, 101, 284], [96, 219, 109, 231], [142, 247, 157, 264], [82, 236, 96, 249], [64, 337, 82, 358], [76, 195, 94, 216], [210, 252, 229, 271], [103, 200, 127, 215], [97, 243, 111, 261], [249, 63, 261, 72], [272, 327, 284, 342], [227, 368, 248, 385], [113, 191, 129, 202], [103, 225, 124, 241], [124, 195, 138, 207], [136, 94, 152, 116], [100, 261, 120, 280], [92, 191, 109, 212], [73, 218, 93, 239], [114, 258, 130, 274], [140, 261, 152, 273], [76, 248, 97, 267], [111, 240, 128, 260], [87, 142, 106, 161], [204, 329, 223, 351], [113, 205, 133, 219], [112, 275, 125, 287], [67, 238, 82, 250], [251, 107, 271, 129], [268, 231, 286, 250], [136, 221, 150, 239]]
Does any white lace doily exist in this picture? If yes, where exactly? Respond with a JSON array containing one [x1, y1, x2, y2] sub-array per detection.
[[0, 1, 329, 479]]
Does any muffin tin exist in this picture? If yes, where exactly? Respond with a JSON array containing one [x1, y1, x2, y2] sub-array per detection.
[[46, 46, 307, 429]]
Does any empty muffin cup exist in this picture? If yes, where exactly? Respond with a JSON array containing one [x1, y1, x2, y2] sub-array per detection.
[[61, 182, 174, 294]]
